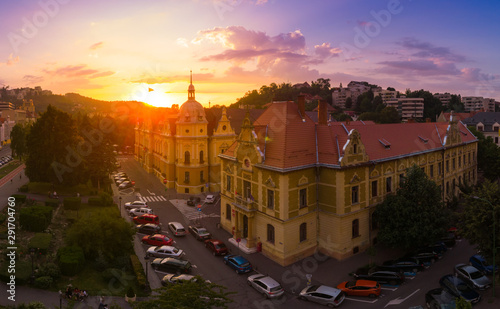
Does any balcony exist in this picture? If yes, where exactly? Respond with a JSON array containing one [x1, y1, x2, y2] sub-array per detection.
[[233, 195, 258, 212]]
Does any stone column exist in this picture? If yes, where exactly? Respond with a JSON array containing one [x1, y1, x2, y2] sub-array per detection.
[[246, 215, 255, 248]]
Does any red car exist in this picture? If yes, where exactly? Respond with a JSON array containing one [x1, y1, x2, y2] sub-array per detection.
[[141, 234, 173, 246], [133, 214, 159, 225], [337, 280, 381, 298], [204, 239, 228, 256]]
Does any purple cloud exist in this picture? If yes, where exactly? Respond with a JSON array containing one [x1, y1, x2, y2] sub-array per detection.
[[397, 37, 466, 62], [23, 75, 44, 84], [378, 59, 460, 76], [89, 41, 104, 50]]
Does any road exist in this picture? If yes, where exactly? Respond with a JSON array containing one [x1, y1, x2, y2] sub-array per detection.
[[115, 155, 499, 309]]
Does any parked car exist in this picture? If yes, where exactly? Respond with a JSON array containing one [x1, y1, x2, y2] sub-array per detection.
[[299, 285, 345, 307], [115, 177, 129, 185], [187, 196, 201, 206], [188, 226, 211, 241], [454, 264, 491, 290], [136, 223, 161, 235], [440, 232, 457, 247], [425, 288, 456, 309], [336, 280, 381, 298], [129, 207, 154, 217], [469, 254, 498, 275], [125, 200, 148, 210], [161, 274, 196, 286], [439, 274, 481, 304], [223, 255, 252, 274], [133, 214, 159, 225], [151, 257, 191, 274], [205, 195, 215, 204], [168, 222, 188, 236], [353, 268, 405, 286], [247, 274, 284, 299], [425, 242, 448, 255], [141, 234, 173, 246], [118, 181, 133, 190], [146, 245, 184, 259], [405, 248, 441, 266], [205, 239, 229, 256], [380, 257, 425, 274]]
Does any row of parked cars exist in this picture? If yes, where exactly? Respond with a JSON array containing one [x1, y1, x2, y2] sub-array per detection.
[[112, 171, 134, 190], [0, 155, 13, 167]]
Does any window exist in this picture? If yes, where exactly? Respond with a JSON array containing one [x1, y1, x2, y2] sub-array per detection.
[[371, 180, 377, 197], [200, 171, 204, 182], [299, 223, 307, 242], [243, 180, 251, 199], [446, 182, 449, 195], [430, 165, 434, 178], [468, 153, 471, 164], [199, 150, 204, 164], [458, 156, 461, 168], [438, 162, 442, 175], [353, 144, 357, 154], [351, 186, 359, 204], [386, 177, 392, 193], [267, 189, 274, 210], [226, 175, 231, 192], [371, 212, 378, 230], [184, 172, 190, 183], [226, 204, 231, 221], [463, 154, 466, 166], [185, 188, 189, 193], [452, 158, 455, 170], [300, 188, 307, 208], [267, 224, 275, 244], [352, 219, 359, 238], [478, 125, 483, 132], [473, 151, 476, 162], [496, 137, 499, 144], [184, 151, 190, 164], [446, 160, 449, 173]]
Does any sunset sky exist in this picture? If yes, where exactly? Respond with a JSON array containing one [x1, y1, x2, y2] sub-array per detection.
[[1, 0, 499, 107]]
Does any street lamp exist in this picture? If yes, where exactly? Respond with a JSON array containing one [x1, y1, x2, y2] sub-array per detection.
[[29, 248, 35, 284], [144, 255, 150, 292], [58, 290, 63, 309], [473, 196, 496, 297], [119, 196, 122, 214]]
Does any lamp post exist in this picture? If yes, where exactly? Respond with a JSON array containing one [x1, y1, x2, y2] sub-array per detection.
[[144, 255, 150, 292], [119, 196, 122, 215], [29, 248, 35, 284], [473, 196, 496, 297], [58, 290, 62, 309]]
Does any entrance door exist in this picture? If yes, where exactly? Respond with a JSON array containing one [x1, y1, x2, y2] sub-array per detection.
[[243, 215, 248, 238]]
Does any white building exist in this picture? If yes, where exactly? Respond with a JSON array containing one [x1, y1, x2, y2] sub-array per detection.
[[462, 96, 495, 112]]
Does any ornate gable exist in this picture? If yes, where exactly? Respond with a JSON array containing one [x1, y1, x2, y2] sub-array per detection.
[[340, 129, 369, 167], [445, 121, 462, 146], [234, 112, 263, 165], [213, 106, 235, 136]]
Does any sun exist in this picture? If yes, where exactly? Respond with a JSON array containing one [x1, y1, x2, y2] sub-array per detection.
[[131, 85, 175, 107]]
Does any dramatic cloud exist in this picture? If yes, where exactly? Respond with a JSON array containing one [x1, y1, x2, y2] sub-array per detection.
[[460, 67, 497, 82], [397, 37, 466, 63], [23, 75, 44, 84], [378, 59, 460, 76], [131, 73, 214, 84], [89, 42, 104, 50], [314, 43, 341, 59], [42, 65, 115, 79]]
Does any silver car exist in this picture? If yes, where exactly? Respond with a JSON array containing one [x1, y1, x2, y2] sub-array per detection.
[[455, 264, 491, 290], [129, 207, 153, 217], [299, 285, 345, 307], [247, 274, 284, 299], [162, 274, 196, 285], [146, 245, 184, 259]]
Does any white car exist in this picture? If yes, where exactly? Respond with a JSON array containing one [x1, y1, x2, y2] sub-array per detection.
[[205, 195, 215, 204], [124, 201, 148, 210], [247, 274, 284, 299], [129, 208, 153, 217], [146, 245, 184, 258]]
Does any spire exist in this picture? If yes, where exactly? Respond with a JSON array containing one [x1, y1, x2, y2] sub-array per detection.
[[188, 70, 195, 99]]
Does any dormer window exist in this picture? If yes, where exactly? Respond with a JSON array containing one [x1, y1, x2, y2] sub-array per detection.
[[477, 125, 483, 132]]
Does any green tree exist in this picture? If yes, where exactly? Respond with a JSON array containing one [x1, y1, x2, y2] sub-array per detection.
[[25, 105, 83, 185], [133, 278, 234, 309], [461, 180, 500, 265], [65, 213, 135, 262], [10, 123, 29, 160], [448, 94, 464, 112], [345, 97, 353, 109], [378, 106, 400, 123], [376, 165, 446, 249], [468, 127, 500, 181], [406, 89, 443, 120]]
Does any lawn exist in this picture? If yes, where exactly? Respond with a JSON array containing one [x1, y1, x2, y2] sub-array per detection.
[[0, 160, 22, 179]]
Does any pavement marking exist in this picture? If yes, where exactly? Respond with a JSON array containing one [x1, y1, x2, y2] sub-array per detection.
[[139, 195, 167, 203], [384, 289, 420, 308], [345, 297, 378, 303], [147, 189, 156, 195], [381, 286, 398, 291]]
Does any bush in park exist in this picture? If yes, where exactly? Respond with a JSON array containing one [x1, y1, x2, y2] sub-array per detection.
[[57, 246, 85, 276], [19, 206, 53, 232]]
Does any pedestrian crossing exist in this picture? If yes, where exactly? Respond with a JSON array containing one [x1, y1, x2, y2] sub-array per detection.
[[170, 199, 220, 221], [139, 195, 167, 203]]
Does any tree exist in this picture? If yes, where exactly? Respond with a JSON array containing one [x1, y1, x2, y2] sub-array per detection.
[[406, 89, 443, 120], [133, 277, 234, 309], [376, 165, 446, 249], [345, 97, 353, 109], [10, 123, 29, 160], [461, 180, 500, 265], [387, 87, 396, 91], [378, 106, 400, 123], [468, 127, 500, 181]]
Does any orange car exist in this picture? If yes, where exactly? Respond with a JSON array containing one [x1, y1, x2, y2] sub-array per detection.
[[336, 280, 381, 298]]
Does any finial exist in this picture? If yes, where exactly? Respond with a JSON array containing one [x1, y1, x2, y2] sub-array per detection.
[[190, 70, 192, 85]]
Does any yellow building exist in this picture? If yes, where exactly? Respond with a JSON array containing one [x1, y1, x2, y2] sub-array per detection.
[[219, 97, 478, 266], [134, 78, 263, 194]]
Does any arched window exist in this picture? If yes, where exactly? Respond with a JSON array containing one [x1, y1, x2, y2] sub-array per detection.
[[184, 151, 190, 164], [267, 224, 275, 244], [200, 150, 204, 164], [299, 223, 307, 242]]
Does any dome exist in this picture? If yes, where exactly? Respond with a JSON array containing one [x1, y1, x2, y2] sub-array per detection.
[[177, 99, 207, 124]]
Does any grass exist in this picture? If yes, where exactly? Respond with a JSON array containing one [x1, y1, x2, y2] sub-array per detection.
[[25, 182, 96, 196], [0, 160, 22, 179]]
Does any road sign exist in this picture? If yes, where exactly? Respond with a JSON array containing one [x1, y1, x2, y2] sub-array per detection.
[[197, 207, 201, 212], [236, 238, 241, 243], [131, 181, 136, 185]]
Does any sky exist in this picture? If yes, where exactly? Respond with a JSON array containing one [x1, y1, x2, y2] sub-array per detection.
[[0, 0, 499, 108]]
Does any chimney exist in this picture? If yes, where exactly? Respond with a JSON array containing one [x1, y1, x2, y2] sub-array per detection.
[[298, 95, 305, 119], [318, 99, 328, 125]]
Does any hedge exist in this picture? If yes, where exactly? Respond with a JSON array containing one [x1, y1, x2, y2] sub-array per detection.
[[10, 194, 27, 205], [19, 206, 53, 232], [130, 255, 146, 289], [63, 197, 81, 210], [45, 198, 59, 207], [34, 276, 53, 289], [88, 192, 114, 207], [28, 233, 53, 255], [57, 246, 85, 276], [19, 184, 29, 192], [88, 197, 102, 206]]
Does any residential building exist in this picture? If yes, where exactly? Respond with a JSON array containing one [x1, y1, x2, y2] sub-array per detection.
[[462, 96, 495, 112], [219, 99, 477, 266], [463, 112, 500, 145], [434, 93, 453, 106], [332, 81, 380, 109], [373, 89, 398, 104], [385, 98, 424, 121], [0, 101, 15, 110]]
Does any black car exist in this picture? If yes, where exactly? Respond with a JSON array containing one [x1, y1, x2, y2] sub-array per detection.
[[136, 223, 162, 235], [425, 242, 448, 255], [381, 257, 425, 274], [425, 288, 456, 309], [405, 248, 441, 266], [439, 274, 481, 304], [440, 232, 457, 247], [151, 257, 192, 274], [353, 268, 405, 286]]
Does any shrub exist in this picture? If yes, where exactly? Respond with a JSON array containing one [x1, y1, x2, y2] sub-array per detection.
[[10, 194, 27, 205], [102, 268, 123, 282], [88, 197, 102, 206], [57, 246, 85, 276], [37, 262, 60, 280], [64, 197, 81, 210], [130, 255, 146, 289], [99, 192, 113, 206], [44, 198, 59, 208], [28, 233, 52, 255], [34, 276, 53, 289], [126, 286, 135, 297], [19, 206, 53, 232], [19, 184, 29, 192]]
